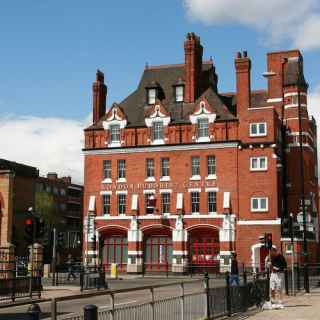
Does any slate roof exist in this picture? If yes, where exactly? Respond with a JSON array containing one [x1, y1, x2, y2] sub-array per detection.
[[86, 62, 238, 130], [0, 159, 39, 178]]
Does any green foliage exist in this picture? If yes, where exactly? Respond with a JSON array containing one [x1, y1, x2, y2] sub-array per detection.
[[35, 191, 58, 227]]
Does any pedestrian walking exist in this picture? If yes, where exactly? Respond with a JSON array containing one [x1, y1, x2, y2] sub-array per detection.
[[67, 254, 77, 281], [230, 252, 240, 286], [270, 246, 287, 307]]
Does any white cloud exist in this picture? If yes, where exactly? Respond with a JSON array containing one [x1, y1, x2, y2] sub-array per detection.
[[0, 115, 90, 184], [309, 85, 320, 152], [183, 0, 320, 50]]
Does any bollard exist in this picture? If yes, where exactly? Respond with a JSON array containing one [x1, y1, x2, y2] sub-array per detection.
[[27, 303, 41, 320], [284, 269, 289, 295], [84, 304, 98, 320], [304, 264, 310, 293]]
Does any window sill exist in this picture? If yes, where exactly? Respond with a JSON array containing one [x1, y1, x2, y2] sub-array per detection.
[[117, 178, 127, 183], [250, 169, 267, 172], [191, 212, 200, 215], [102, 178, 112, 184], [190, 175, 201, 181], [108, 142, 121, 148], [151, 139, 165, 145], [251, 210, 269, 213], [196, 137, 210, 143], [249, 134, 267, 138], [205, 174, 217, 180], [160, 176, 171, 182], [145, 177, 156, 182], [208, 212, 218, 216]]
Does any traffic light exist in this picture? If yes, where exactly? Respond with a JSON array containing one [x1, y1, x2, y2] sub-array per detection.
[[36, 218, 45, 238], [57, 232, 64, 247], [24, 218, 34, 244], [265, 233, 273, 250]]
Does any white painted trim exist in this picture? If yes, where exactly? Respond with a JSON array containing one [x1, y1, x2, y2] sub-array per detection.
[[143, 189, 156, 194], [284, 117, 308, 121], [188, 188, 201, 193], [249, 122, 267, 137], [287, 131, 314, 142], [287, 143, 314, 151], [159, 189, 172, 194], [87, 250, 98, 255], [219, 251, 232, 255], [205, 187, 219, 192], [205, 174, 217, 180], [116, 190, 128, 195], [250, 197, 269, 212], [238, 219, 281, 225], [284, 92, 307, 98], [284, 103, 307, 109], [250, 156, 268, 171], [267, 97, 283, 103], [94, 213, 227, 221], [108, 142, 121, 148], [249, 106, 275, 110], [88, 196, 96, 212], [145, 177, 156, 182], [128, 250, 143, 255], [196, 136, 211, 143], [190, 175, 201, 181], [173, 250, 188, 255], [100, 191, 112, 195], [160, 176, 171, 182], [116, 178, 127, 183], [101, 178, 112, 184], [131, 194, 138, 210], [83, 142, 239, 155]]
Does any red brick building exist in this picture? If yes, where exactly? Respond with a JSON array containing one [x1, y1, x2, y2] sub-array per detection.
[[83, 33, 319, 273], [0, 159, 83, 261]]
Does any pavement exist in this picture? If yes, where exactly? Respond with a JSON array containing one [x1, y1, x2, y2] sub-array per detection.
[[245, 288, 320, 320]]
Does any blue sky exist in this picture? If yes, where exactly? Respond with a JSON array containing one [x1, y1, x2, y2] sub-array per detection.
[[0, 0, 319, 182]]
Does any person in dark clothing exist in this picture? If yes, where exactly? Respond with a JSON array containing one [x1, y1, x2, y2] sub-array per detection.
[[67, 254, 77, 281], [230, 252, 240, 286]]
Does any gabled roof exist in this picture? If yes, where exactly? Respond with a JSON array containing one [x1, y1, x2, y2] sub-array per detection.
[[87, 61, 238, 130]]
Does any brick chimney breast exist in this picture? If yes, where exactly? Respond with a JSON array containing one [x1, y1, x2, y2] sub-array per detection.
[[92, 69, 107, 124], [235, 51, 251, 114], [184, 32, 203, 103]]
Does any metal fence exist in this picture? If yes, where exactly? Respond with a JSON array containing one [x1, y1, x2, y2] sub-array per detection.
[[50, 272, 269, 320], [0, 252, 42, 303]]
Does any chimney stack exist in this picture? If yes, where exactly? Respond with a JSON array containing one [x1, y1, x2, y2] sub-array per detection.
[[184, 32, 203, 103], [235, 51, 251, 114], [92, 69, 107, 123]]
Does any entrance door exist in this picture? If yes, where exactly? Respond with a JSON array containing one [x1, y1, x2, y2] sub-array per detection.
[[189, 230, 220, 272], [102, 236, 128, 271], [144, 236, 172, 271]]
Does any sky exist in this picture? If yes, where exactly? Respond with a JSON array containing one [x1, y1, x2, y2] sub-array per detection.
[[0, 0, 320, 183]]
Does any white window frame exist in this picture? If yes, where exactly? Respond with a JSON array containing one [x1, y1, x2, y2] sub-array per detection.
[[161, 192, 171, 214], [152, 121, 164, 141], [191, 191, 200, 214], [175, 85, 184, 102], [161, 157, 170, 178], [110, 124, 121, 143], [250, 156, 268, 171], [148, 88, 156, 105], [249, 122, 267, 137], [251, 197, 268, 212], [197, 118, 209, 139]]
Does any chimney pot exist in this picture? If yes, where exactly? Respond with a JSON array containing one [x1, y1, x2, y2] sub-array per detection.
[[243, 51, 248, 58], [236, 52, 242, 59]]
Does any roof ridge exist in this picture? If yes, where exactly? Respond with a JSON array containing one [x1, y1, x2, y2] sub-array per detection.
[[147, 60, 213, 70]]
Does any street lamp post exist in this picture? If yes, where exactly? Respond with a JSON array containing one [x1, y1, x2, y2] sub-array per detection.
[[297, 86, 310, 293], [289, 213, 295, 295]]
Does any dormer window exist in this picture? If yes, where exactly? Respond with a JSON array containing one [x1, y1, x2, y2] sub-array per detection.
[[147, 88, 156, 105], [152, 121, 164, 141], [175, 85, 184, 102], [110, 124, 120, 143], [197, 118, 209, 138]]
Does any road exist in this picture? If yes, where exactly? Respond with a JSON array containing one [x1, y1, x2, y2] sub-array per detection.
[[0, 277, 227, 319]]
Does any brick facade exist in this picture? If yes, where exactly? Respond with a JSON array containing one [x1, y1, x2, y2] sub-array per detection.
[[83, 33, 319, 273]]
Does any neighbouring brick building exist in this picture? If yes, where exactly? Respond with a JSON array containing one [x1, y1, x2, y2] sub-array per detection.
[[83, 33, 319, 273], [0, 159, 83, 261]]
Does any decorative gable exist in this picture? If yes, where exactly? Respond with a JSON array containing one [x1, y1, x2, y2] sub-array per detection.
[[145, 101, 171, 127], [189, 98, 216, 124]]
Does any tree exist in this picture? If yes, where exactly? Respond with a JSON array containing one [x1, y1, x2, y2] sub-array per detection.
[[35, 191, 58, 228]]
